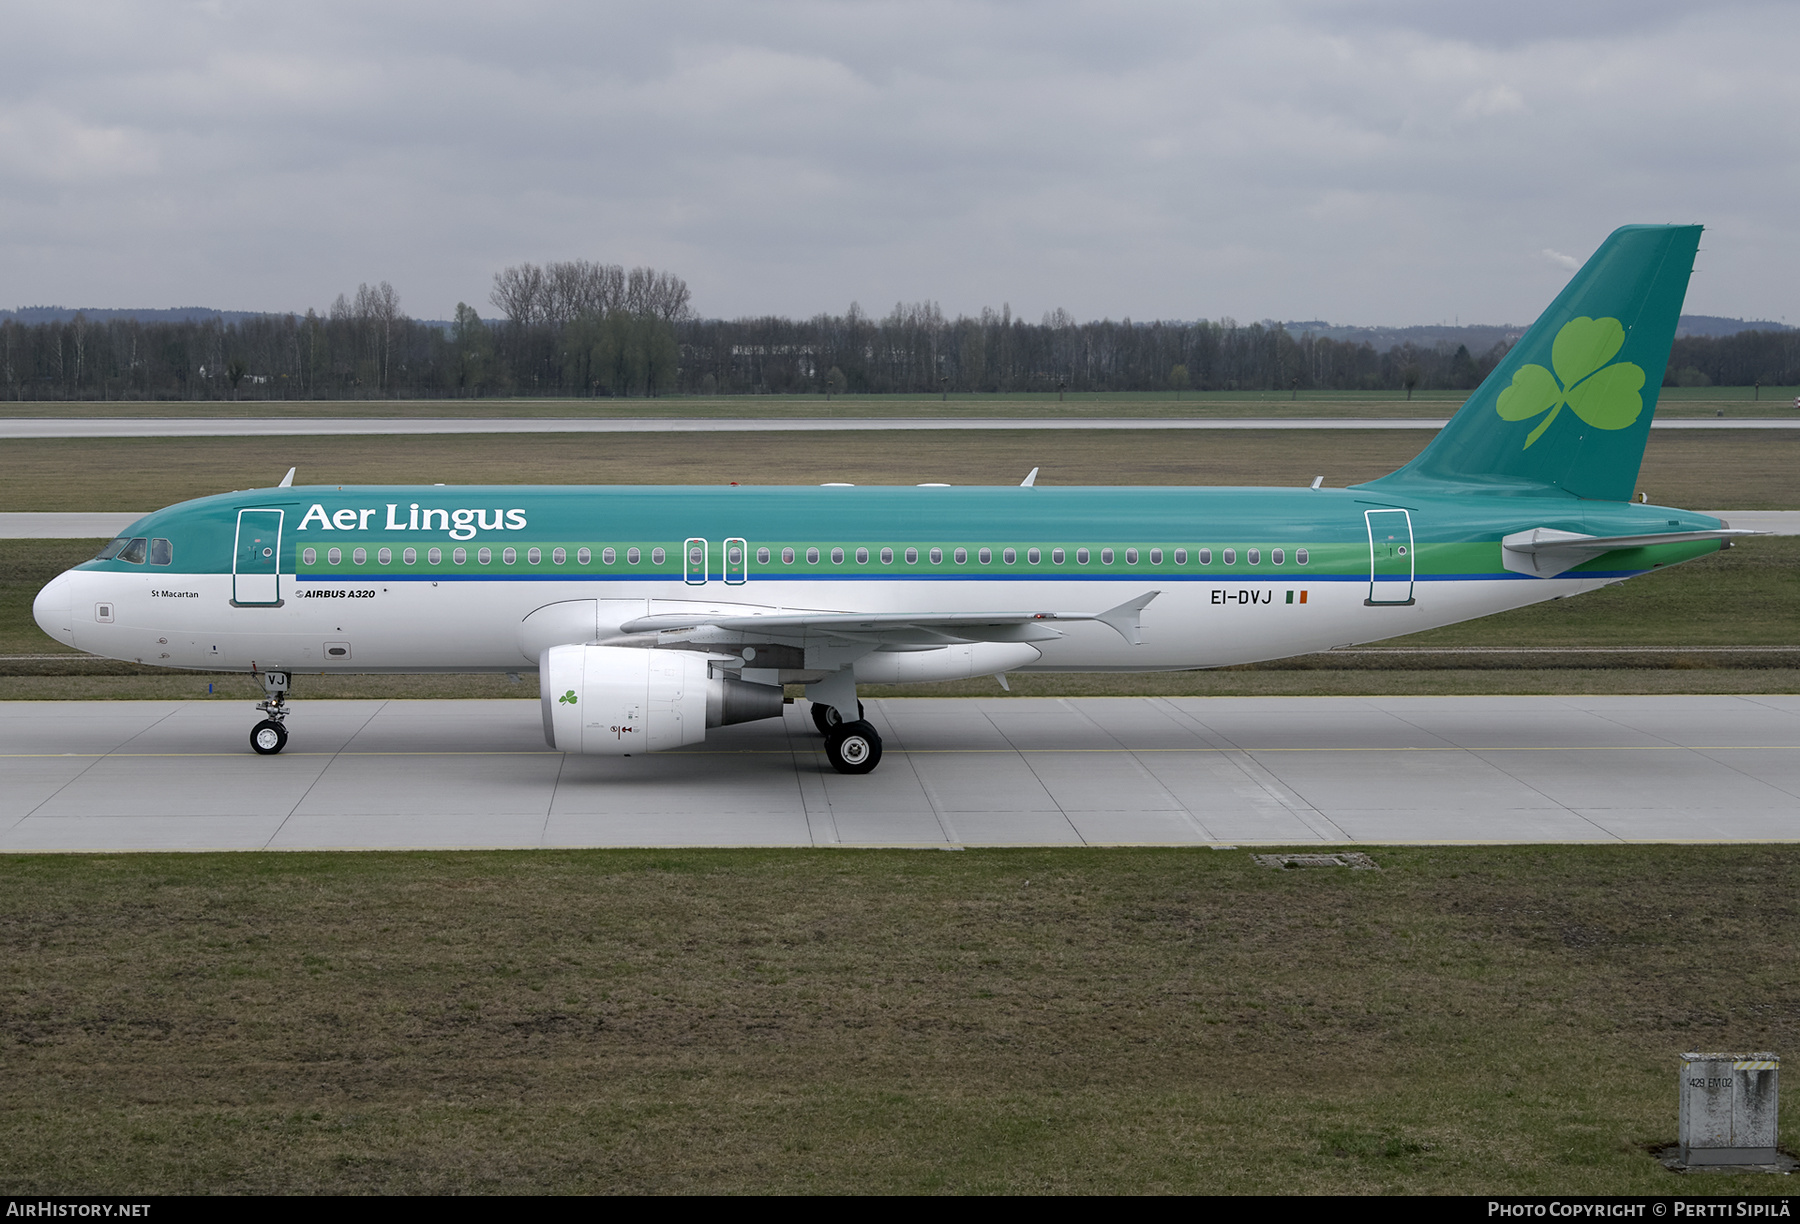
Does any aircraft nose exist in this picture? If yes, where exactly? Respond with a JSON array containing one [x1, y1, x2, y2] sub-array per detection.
[[33, 571, 75, 647]]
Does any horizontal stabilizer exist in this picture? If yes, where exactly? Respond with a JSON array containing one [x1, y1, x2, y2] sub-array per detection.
[[1501, 527, 1760, 578]]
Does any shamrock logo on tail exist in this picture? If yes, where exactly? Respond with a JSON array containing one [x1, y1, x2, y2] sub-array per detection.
[[1495, 316, 1646, 448], [558, 689, 577, 705]]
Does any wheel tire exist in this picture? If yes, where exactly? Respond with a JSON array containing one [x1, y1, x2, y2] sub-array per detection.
[[825, 720, 882, 774], [250, 719, 288, 755], [811, 700, 866, 735]]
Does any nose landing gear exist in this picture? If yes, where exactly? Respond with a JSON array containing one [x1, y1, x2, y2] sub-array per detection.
[[250, 670, 291, 755], [251, 719, 288, 755]]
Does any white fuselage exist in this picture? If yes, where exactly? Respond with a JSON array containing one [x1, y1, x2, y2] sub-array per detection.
[[36, 565, 1608, 679]]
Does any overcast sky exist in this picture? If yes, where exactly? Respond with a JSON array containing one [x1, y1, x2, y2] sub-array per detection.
[[2, 1, 1795, 326]]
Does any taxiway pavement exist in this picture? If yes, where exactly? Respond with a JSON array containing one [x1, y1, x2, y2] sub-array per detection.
[[3, 694, 1796, 851]]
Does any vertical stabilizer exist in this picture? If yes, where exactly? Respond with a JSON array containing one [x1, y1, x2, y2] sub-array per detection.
[[1364, 224, 1701, 501]]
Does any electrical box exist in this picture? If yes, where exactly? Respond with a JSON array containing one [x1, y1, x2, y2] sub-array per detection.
[[1679, 1052, 1779, 1166]]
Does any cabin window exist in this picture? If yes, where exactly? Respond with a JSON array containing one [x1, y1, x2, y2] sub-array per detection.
[[1075, 548, 1088, 564], [832, 548, 845, 564], [758, 547, 770, 564], [1027, 548, 1040, 564], [929, 548, 942, 564], [95, 538, 129, 561], [1004, 548, 1017, 564], [1247, 548, 1261, 565], [578, 548, 592, 564], [453, 547, 467, 564], [1200, 548, 1212, 564], [627, 547, 641, 564], [354, 547, 368, 565], [328, 547, 342, 565], [905, 547, 918, 563], [978, 548, 991, 564], [1101, 548, 1114, 564], [404, 547, 417, 565], [598, 547, 612, 564], [1175, 548, 1187, 564], [651, 547, 666, 565], [954, 548, 967, 564], [378, 547, 392, 565], [150, 538, 173, 565], [782, 547, 795, 564], [1296, 548, 1309, 565], [1125, 548, 1138, 564], [119, 538, 148, 564], [1051, 548, 1064, 564], [688, 544, 703, 566], [429, 547, 442, 564], [477, 547, 491, 564], [526, 547, 539, 564], [856, 548, 869, 564], [1272, 548, 1284, 565], [807, 547, 820, 564], [880, 547, 893, 564], [1149, 548, 1162, 564], [1223, 548, 1236, 565], [504, 547, 517, 564], [303, 547, 317, 565]]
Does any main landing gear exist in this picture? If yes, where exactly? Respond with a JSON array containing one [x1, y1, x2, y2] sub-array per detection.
[[250, 670, 291, 755], [811, 699, 881, 775], [824, 720, 882, 774], [810, 699, 865, 735]]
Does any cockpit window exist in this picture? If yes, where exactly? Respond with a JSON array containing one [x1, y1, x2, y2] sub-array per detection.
[[117, 538, 148, 564], [94, 538, 129, 561], [149, 538, 173, 565]]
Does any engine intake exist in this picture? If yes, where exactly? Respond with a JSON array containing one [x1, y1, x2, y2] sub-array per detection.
[[540, 644, 784, 754]]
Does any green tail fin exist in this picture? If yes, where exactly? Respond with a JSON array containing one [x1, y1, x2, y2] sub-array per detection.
[[1364, 224, 1701, 501]]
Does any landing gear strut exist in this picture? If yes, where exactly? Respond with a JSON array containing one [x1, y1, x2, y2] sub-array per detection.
[[251, 670, 291, 755]]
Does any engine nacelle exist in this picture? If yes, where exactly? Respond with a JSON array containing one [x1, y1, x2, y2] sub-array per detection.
[[540, 644, 784, 755]]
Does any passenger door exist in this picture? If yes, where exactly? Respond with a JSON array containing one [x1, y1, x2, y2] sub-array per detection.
[[1364, 508, 1415, 606], [233, 509, 284, 606]]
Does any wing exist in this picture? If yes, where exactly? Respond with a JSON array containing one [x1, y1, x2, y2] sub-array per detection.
[[616, 590, 1161, 648]]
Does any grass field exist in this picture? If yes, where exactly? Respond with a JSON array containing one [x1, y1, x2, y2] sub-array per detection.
[[2, 845, 1797, 1194], [1, 385, 1794, 420], [1, 425, 1796, 512]]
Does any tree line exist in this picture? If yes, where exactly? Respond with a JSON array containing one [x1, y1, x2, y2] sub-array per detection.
[[4, 268, 1795, 401]]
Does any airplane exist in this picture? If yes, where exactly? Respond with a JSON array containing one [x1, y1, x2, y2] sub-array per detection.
[[32, 224, 1755, 773]]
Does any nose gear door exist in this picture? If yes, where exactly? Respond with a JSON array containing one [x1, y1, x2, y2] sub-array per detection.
[[1364, 508, 1415, 606], [233, 509, 284, 606]]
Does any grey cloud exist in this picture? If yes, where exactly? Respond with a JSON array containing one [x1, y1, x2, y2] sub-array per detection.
[[0, 1, 1793, 327]]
